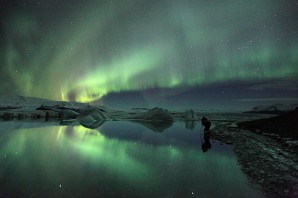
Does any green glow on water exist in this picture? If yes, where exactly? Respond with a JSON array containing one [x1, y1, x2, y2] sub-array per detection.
[[0, 123, 260, 197]]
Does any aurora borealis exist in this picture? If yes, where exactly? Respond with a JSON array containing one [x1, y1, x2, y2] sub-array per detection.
[[1, 0, 298, 110]]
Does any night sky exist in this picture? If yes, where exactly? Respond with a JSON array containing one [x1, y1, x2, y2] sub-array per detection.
[[1, 0, 298, 111]]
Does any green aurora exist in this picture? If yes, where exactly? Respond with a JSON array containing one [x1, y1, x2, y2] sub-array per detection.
[[1, 0, 297, 104]]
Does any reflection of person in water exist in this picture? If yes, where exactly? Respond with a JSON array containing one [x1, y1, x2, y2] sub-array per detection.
[[202, 131, 211, 152], [201, 116, 211, 152]]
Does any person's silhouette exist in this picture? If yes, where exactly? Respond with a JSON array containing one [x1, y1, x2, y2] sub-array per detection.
[[201, 117, 211, 152], [201, 116, 211, 132]]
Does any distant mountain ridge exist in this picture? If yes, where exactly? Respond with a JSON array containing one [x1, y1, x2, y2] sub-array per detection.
[[244, 103, 298, 115]]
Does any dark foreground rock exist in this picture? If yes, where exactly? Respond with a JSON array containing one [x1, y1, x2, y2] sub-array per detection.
[[211, 123, 298, 198]]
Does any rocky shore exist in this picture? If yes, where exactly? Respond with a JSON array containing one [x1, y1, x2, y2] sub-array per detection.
[[211, 121, 298, 198]]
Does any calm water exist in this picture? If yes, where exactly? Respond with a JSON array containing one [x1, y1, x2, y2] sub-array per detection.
[[0, 121, 261, 198]]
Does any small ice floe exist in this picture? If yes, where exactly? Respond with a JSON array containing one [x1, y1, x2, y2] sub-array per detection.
[[229, 123, 238, 128], [185, 109, 198, 120]]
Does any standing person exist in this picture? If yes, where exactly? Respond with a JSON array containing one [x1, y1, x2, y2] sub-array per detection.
[[201, 116, 211, 152], [201, 116, 211, 132]]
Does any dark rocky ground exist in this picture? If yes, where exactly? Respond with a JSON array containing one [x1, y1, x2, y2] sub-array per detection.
[[210, 111, 298, 198], [238, 108, 298, 140]]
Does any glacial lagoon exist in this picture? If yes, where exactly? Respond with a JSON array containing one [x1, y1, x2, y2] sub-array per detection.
[[0, 121, 261, 197]]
